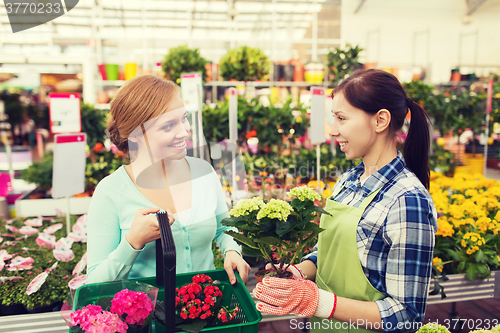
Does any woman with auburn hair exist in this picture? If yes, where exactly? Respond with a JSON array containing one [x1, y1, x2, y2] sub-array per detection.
[[254, 69, 437, 332], [86, 75, 250, 285]]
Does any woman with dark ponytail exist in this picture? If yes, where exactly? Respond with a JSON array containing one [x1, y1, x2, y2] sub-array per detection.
[[255, 69, 437, 333]]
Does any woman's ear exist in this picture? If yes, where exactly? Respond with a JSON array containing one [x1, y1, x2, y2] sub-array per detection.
[[374, 109, 391, 133]]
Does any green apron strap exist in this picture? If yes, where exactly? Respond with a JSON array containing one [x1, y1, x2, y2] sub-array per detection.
[[357, 186, 383, 211]]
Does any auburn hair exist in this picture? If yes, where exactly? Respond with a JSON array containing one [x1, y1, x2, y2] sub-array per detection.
[[107, 75, 179, 154]]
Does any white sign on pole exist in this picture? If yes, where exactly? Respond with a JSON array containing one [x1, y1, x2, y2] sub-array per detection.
[[49, 93, 81, 134], [52, 133, 87, 199], [309, 87, 326, 145], [326, 95, 334, 126], [228, 87, 238, 201], [180, 72, 203, 107], [228, 88, 238, 143], [181, 73, 204, 157]]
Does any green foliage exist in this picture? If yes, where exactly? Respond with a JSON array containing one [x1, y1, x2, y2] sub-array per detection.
[[1, 92, 25, 130], [429, 142, 456, 176], [80, 103, 107, 149], [326, 44, 363, 86], [211, 241, 224, 270], [221, 189, 329, 277], [219, 46, 269, 81], [403, 80, 450, 134], [20, 151, 54, 191], [162, 45, 208, 84], [202, 97, 308, 153], [85, 145, 128, 192], [0, 215, 86, 309]]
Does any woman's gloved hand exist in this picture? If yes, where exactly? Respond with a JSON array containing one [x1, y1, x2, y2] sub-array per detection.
[[253, 277, 319, 317]]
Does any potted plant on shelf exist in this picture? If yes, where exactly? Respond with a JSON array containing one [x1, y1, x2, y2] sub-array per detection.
[[221, 186, 329, 281], [219, 46, 269, 82], [161, 45, 209, 84], [326, 43, 363, 86], [80, 103, 107, 149], [20, 151, 54, 198]]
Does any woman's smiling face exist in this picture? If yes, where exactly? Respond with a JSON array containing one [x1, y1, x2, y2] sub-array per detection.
[[329, 91, 377, 160], [137, 94, 191, 162]]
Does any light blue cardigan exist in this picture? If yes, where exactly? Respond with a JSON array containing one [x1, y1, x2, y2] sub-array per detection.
[[86, 156, 241, 284]]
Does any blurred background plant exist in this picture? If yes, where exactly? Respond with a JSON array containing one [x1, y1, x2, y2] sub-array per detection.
[[161, 45, 209, 84]]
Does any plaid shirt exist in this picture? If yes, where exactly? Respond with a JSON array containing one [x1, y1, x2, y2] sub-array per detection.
[[304, 152, 437, 332]]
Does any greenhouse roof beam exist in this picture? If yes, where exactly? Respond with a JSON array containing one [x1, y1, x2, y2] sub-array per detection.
[[466, 0, 488, 15]]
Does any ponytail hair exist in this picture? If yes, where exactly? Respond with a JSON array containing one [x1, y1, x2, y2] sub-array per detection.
[[404, 100, 431, 189], [335, 69, 432, 189]]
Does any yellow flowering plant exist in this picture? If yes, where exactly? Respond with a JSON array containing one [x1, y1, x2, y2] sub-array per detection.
[[430, 171, 500, 282], [221, 186, 330, 278]]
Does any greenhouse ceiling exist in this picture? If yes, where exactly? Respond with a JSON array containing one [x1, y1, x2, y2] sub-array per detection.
[[0, 0, 341, 45]]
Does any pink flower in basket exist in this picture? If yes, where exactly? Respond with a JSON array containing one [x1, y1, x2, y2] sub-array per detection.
[[110, 289, 154, 325], [70, 305, 128, 333]]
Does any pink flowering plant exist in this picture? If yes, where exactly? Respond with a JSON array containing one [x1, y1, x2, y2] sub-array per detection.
[[63, 281, 158, 333], [154, 274, 240, 333]]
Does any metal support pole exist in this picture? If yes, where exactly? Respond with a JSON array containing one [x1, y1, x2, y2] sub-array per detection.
[[142, 3, 149, 72], [312, 0, 318, 62]]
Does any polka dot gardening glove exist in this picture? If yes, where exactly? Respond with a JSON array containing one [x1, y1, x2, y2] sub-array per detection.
[[254, 277, 320, 317]]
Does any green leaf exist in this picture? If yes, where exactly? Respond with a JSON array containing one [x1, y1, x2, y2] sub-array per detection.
[[254, 236, 281, 246], [276, 215, 299, 237], [290, 198, 306, 211], [95, 296, 113, 311], [429, 281, 441, 295], [176, 320, 208, 333], [241, 246, 264, 257], [476, 263, 490, 278], [312, 206, 332, 216], [443, 248, 462, 262], [457, 261, 467, 272], [474, 249, 486, 263], [224, 231, 259, 249], [465, 264, 479, 281]]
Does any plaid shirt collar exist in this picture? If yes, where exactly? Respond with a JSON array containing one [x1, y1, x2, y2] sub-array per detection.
[[342, 151, 406, 196]]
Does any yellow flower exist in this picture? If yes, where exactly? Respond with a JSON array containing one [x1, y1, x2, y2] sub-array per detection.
[[433, 257, 444, 273], [461, 240, 467, 247], [436, 218, 454, 237]]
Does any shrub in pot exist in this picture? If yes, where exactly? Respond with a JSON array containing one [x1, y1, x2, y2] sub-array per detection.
[[219, 46, 269, 82], [326, 43, 363, 86], [162, 45, 208, 84]]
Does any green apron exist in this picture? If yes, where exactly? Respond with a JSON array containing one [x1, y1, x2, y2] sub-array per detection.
[[310, 184, 385, 333]]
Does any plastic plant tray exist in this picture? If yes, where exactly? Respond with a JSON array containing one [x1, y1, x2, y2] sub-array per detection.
[[72, 269, 261, 333]]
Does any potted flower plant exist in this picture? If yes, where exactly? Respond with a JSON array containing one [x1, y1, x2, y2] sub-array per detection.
[[62, 280, 158, 333], [219, 46, 269, 82], [153, 273, 241, 333], [161, 45, 209, 84], [221, 186, 330, 280]]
